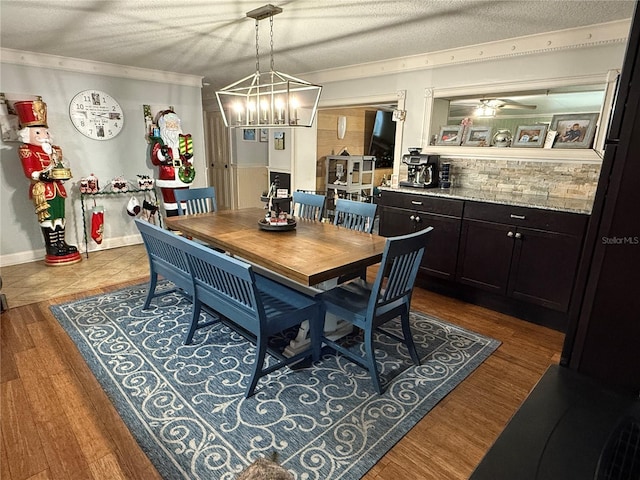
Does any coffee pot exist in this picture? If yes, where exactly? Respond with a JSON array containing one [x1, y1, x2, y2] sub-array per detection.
[[399, 150, 440, 188]]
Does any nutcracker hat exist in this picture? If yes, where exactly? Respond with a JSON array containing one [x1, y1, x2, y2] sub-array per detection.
[[14, 98, 48, 128]]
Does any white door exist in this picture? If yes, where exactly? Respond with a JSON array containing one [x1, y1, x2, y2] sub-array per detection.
[[204, 110, 233, 210]]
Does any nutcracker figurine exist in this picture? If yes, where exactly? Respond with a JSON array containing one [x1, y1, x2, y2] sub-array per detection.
[[16, 98, 81, 266], [149, 110, 195, 216]]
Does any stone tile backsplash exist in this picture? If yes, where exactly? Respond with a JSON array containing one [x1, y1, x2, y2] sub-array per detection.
[[442, 158, 601, 200]]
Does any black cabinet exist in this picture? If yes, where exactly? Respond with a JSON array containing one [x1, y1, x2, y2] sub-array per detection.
[[457, 202, 588, 312], [378, 191, 463, 280], [456, 219, 513, 294]]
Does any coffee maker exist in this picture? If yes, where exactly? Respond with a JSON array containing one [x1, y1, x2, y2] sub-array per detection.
[[399, 148, 439, 188]]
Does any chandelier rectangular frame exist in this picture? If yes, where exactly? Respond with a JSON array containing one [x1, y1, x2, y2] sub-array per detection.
[[215, 4, 322, 129]]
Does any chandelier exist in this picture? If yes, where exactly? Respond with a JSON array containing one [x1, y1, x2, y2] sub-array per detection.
[[215, 4, 322, 128]]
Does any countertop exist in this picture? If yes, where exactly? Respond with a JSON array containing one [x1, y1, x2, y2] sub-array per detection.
[[379, 186, 593, 215]]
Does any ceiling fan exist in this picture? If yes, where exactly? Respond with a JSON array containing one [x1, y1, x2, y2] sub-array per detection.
[[471, 98, 537, 116]]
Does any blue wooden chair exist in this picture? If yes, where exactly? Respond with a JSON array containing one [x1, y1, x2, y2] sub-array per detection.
[[292, 191, 325, 221], [184, 239, 322, 397], [317, 226, 433, 394], [174, 187, 221, 249], [333, 198, 378, 282], [333, 198, 377, 233], [175, 187, 217, 215]]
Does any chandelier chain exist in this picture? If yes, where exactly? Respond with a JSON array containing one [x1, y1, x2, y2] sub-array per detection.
[[255, 19, 260, 75], [270, 15, 275, 72]]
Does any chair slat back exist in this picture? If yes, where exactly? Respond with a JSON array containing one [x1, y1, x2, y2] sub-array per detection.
[[367, 226, 433, 317], [135, 219, 191, 283], [184, 241, 266, 332], [175, 187, 217, 215], [333, 198, 377, 233], [292, 191, 325, 221]]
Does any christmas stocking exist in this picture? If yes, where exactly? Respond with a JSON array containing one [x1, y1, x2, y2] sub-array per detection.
[[127, 196, 141, 216], [91, 206, 104, 244]]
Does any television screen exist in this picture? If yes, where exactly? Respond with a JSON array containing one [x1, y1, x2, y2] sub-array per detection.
[[368, 110, 395, 167]]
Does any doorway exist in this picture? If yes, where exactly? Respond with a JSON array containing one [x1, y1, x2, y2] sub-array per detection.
[[204, 110, 233, 210], [316, 106, 397, 193], [316, 90, 405, 192]]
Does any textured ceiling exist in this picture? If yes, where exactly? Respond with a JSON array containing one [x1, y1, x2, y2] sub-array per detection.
[[1, 0, 636, 98]]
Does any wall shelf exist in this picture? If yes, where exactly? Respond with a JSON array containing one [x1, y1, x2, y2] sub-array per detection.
[[80, 188, 161, 258], [423, 145, 603, 163]]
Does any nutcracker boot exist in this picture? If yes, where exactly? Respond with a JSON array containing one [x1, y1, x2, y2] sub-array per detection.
[[54, 224, 78, 254], [41, 226, 64, 256]]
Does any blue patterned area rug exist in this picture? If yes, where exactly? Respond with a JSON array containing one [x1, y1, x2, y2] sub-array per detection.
[[50, 282, 500, 480]]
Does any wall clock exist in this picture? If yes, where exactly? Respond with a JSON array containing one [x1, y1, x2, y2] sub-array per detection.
[[69, 90, 124, 140]]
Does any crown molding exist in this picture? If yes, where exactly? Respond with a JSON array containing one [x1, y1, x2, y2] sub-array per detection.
[[303, 20, 631, 85], [0, 48, 203, 88]]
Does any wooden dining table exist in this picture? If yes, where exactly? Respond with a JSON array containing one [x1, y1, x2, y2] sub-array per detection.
[[165, 207, 387, 288], [165, 207, 388, 356]]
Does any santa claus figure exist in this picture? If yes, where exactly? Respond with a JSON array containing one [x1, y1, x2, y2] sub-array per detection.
[[15, 98, 81, 266], [149, 110, 195, 216]]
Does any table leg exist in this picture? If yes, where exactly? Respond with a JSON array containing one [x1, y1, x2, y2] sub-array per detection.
[[282, 278, 353, 358]]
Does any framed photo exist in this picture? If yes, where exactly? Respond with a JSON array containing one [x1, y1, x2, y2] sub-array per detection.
[[462, 126, 492, 146], [243, 128, 256, 141], [259, 128, 269, 142], [435, 125, 464, 146], [551, 113, 599, 149], [513, 125, 547, 148], [274, 131, 285, 150]]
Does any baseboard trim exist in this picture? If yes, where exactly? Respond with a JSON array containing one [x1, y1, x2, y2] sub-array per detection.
[[1, 234, 143, 266]]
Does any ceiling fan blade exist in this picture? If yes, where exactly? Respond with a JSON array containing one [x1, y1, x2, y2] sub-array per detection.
[[494, 98, 537, 109], [498, 103, 537, 110]]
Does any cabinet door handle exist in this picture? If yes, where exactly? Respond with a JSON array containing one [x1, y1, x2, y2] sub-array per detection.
[[411, 201, 423, 206], [410, 215, 416, 221], [515, 232, 522, 239], [507, 231, 514, 237], [415, 216, 421, 223], [510, 214, 526, 220]]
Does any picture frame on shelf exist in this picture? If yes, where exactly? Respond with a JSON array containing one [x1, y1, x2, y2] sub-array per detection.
[[551, 113, 599, 149], [462, 126, 492, 146], [435, 125, 464, 146], [513, 125, 547, 148], [543, 130, 558, 149], [243, 128, 256, 141]]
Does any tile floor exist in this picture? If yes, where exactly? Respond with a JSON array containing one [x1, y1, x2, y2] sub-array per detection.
[[0, 244, 150, 309]]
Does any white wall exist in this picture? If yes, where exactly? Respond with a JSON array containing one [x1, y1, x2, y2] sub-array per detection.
[[1, 59, 205, 265], [311, 43, 627, 155]]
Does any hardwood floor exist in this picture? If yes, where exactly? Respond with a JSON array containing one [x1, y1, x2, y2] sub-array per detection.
[[0, 244, 565, 480]]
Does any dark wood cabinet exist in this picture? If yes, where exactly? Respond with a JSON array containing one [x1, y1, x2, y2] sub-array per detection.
[[378, 191, 590, 327], [378, 191, 463, 280], [457, 201, 588, 312], [508, 226, 584, 311], [456, 219, 514, 294]]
